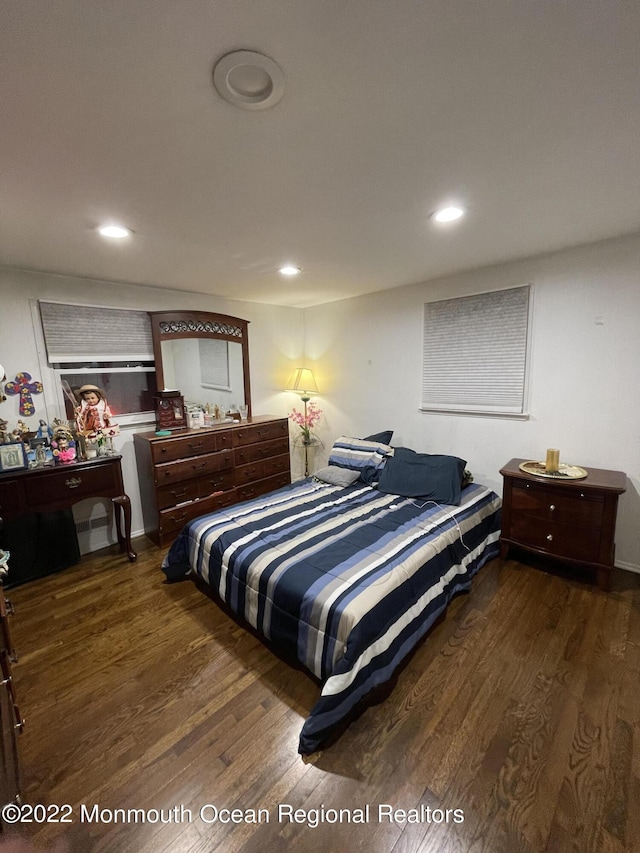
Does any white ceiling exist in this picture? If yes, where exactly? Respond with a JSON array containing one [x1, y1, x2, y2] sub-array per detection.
[[1, 1, 639, 308]]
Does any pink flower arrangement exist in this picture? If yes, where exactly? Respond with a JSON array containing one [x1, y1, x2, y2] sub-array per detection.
[[289, 402, 322, 443]]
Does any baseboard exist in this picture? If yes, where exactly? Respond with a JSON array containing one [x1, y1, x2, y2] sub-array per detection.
[[76, 517, 147, 555], [616, 560, 640, 575]]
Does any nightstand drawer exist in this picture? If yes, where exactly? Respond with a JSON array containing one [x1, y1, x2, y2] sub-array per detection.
[[510, 516, 602, 562], [512, 481, 604, 527]]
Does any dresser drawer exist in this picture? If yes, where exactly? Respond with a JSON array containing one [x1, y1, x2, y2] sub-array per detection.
[[156, 479, 201, 510], [154, 451, 233, 486], [510, 515, 602, 562], [512, 481, 604, 527], [234, 454, 290, 486], [236, 472, 291, 502], [196, 470, 236, 499], [151, 431, 228, 464], [156, 472, 235, 509], [234, 436, 290, 465], [159, 489, 238, 542], [232, 420, 288, 447]]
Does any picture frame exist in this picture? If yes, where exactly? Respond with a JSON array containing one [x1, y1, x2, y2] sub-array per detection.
[[27, 443, 54, 468], [0, 442, 28, 472]]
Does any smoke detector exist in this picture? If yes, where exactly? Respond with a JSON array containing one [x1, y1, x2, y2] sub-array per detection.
[[213, 50, 285, 110]]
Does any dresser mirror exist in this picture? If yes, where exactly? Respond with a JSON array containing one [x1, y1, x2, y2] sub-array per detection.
[[149, 311, 252, 416]]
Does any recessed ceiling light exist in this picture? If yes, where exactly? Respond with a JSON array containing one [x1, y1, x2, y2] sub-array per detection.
[[279, 265, 302, 276], [98, 224, 132, 239], [213, 50, 285, 111], [431, 206, 466, 223]]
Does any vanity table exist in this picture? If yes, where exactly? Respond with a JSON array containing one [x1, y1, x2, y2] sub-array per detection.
[[0, 456, 137, 563]]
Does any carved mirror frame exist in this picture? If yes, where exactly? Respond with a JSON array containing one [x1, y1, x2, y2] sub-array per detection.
[[149, 310, 252, 417]]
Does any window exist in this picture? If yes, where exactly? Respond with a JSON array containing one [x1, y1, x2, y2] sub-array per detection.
[[38, 301, 158, 425], [199, 339, 230, 390], [421, 285, 532, 417]]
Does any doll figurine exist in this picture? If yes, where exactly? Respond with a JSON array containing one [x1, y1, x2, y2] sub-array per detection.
[[75, 385, 113, 434], [51, 424, 76, 464]]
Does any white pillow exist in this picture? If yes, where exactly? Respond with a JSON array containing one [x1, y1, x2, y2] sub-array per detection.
[[313, 466, 361, 487]]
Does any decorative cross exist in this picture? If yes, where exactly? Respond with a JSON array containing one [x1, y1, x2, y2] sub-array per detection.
[[4, 372, 44, 417]]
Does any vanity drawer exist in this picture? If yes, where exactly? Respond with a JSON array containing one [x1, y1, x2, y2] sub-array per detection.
[[159, 489, 238, 543], [512, 481, 604, 527], [234, 437, 290, 465], [154, 451, 233, 487], [232, 420, 289, 447], [23, 463, 120, 505], [0, 480, 21, 515], [151, 431, 225, 464], [234, 453, 290, 486]]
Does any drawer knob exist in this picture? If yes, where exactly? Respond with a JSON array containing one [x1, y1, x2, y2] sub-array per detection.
[[549, 504, 555, 511], [65, 477, 82, 489], [546, 534, 553, 541]]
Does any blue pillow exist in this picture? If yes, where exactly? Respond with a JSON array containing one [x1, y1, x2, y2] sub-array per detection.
[[376, 447, 467, 505], [328, 436, 393, 484], [363, 430, 393, 444]]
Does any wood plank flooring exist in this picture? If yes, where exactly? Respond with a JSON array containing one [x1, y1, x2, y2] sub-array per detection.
[[2, 538, 639, 852]]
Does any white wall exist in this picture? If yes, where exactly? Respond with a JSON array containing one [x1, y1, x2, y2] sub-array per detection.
[[2, 233, 638, 570], [303, 233, 640, 572], [0, 268, 304, 548]]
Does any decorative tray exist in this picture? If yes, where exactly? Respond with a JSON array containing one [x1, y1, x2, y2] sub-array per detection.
[[519, 461, 588, 480]]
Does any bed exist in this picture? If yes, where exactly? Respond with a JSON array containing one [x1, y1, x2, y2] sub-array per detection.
[[162, 436, 502, 754]]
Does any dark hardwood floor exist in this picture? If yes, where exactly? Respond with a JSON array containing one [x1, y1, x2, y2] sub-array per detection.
[[3, 538, 639, 852]]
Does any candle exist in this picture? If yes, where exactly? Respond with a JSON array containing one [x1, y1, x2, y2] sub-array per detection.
[[545, 448, 560, 472]]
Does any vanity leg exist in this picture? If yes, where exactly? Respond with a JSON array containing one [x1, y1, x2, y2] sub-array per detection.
[[112, 495, 137, 562]]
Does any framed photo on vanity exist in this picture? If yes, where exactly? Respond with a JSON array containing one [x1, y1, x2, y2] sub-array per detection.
[[0, 442, 28, 472]]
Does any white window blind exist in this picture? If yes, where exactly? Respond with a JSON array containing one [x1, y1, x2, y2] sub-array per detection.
[[422, 285, 531, 416], [199, 339, 230, 389], [39, 301, 153, 363]]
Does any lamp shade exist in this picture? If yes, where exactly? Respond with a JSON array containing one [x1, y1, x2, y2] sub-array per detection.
[[285, 367, 319, 395]]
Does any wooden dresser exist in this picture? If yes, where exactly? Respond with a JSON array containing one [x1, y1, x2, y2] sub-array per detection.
[[499, 458, 626, 590], [0, 568, 23, 814], [134, 415, 291, 547]]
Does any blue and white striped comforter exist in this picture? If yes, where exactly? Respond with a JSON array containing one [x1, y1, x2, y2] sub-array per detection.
[[163, 479, 502, 753]]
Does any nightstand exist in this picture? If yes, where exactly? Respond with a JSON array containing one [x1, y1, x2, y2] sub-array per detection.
[[499, 458, 626, 590]]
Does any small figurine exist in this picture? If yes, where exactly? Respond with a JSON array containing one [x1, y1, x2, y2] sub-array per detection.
[[75, 385, 113, 435], [51, 423, 77, 464], [37, 419, 54, 442], [0, 418, 9, 444]]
